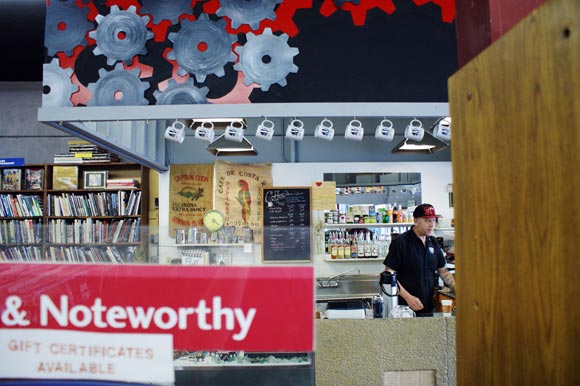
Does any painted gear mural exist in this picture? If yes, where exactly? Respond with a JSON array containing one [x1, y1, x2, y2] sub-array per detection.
[[166, 14, 237, 83], [153, 79, 210, 105], [216, 0, 283, 30], [88, 5, 154, 66], [44, 0, 94, 56], [234, 28, 299, 92], [42, 58, 79, 107], [140, 0, 193, 25], [86, 63, 150, 106]]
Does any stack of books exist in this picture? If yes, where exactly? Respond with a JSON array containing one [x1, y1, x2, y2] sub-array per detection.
[[106, 178, 140, 189], [53, 140, 120, 164]]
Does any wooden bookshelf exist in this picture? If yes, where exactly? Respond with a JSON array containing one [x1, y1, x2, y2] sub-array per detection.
[[0, 162, 149, 263]]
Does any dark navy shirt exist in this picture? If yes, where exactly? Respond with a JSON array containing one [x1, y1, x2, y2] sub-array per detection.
[[383, 227, 446, 313]]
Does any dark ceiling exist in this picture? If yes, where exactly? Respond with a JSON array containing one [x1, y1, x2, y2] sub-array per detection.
[[0, 0, 46, 81]]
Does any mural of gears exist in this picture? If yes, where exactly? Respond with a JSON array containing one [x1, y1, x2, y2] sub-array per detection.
[[86, 63, 150, 106], [234, 28, 299, 92], [89, 5, 154, 66], [41, 0, 458, 107], [166, 14, 237, 83]]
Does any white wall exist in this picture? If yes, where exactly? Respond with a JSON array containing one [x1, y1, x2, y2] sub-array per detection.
[[157, 161, 453, 276]]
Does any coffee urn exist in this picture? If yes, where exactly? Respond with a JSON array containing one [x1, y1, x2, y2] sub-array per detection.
[[379, 270, 399, 317]]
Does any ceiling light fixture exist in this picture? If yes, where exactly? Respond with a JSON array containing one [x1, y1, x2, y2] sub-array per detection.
[[192, 118, 245, 124], [392, 132, 448, 154], [206, 134, 258, 156]]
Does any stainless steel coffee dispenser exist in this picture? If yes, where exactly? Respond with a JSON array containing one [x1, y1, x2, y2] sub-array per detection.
[[379, 270, 399, 317]]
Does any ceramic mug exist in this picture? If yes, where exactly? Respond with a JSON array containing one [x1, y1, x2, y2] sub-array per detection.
[[404, 119, 424, 141], [285, 119, 304, 140], [164, 121, 186, 143], [375, 119, 395, 142], [345, 119, 364, 141], [433, 119, 451, 141], [195, 121, 215, 142], [255, 119, 275, 140], [314, 118, 334, 141], [224, 121, 245, 142]]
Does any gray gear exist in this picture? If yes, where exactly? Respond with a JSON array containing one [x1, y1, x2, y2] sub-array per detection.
[[166, 14, 237, 83], [45, 0, 94, 56], [140, 0, 193, 25], [216, 0, 282, 30], [86, 63, 150, 106], [88, 5, 153, 66], [42, 58, 78, 107], [234, 28, 299, 92], [153, 78, 209, 105]]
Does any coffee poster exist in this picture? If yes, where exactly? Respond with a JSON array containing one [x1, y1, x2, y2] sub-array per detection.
[[214, 161, 272, 243], [169, 164, 213, 237]]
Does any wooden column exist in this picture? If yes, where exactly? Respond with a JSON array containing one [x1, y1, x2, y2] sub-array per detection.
[[449, 0, 580, 384], [455, 0, 545, 67]]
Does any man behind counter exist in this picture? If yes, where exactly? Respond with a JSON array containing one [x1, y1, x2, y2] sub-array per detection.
[[383, 203, 455, 315]]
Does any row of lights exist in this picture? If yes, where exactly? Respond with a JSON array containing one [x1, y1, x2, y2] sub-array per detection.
[[165, 117, 451, 144]]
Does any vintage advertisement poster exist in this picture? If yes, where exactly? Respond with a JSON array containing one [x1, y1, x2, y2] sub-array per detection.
[[169, 164, 213, 237], [214, 161, 272, 242]]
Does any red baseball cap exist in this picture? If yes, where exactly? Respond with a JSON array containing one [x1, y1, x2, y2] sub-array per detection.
[[413, 204, 440, 219]]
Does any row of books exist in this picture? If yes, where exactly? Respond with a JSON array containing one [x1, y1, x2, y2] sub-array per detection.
[[0, 245, 42, 262], [0, 194, 43, 217], [0, 219, 43, 244], [1, 168, 43, 191], [47, 218, 141, 244], [46, 245, 131, 263], [46, 190, 141, 217]]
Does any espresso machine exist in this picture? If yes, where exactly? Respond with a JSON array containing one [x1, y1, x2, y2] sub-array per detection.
[[379, 270, 399, 317]]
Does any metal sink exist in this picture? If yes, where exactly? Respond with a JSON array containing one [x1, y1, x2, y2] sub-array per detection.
[[316, 274, 379, 301]]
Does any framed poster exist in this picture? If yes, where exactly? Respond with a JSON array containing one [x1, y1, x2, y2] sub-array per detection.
[[83, 170, 108, 189], [262, 187, 312, 263]]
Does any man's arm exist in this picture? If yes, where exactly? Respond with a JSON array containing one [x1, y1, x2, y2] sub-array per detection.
[[385, 266, 424, 311], [437, 267, 455, 294]]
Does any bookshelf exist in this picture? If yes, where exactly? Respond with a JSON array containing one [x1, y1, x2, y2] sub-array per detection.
[[0, 162, 149, 263]]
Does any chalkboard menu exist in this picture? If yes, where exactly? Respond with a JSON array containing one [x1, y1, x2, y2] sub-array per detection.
[[262, 187, 312, 263]]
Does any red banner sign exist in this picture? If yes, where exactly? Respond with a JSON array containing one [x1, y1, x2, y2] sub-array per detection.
[[0, 264, 314, 352]]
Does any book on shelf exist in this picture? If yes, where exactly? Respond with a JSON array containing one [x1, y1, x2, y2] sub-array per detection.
[[106, 178, 140, 189], [24, 167, 44, 190], [1, 168, 22, 191], [52, 166, 78, 190]]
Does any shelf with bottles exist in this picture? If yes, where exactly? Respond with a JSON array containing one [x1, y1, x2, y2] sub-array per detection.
[[322, 223, 413, 230], [324, 228, 389, 261]]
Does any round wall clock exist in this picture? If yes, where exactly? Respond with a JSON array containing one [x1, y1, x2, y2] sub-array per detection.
[[203, 209, 225, 233]]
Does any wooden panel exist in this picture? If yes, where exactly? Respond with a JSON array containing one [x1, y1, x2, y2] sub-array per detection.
[[448, 0, 580, 385]]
